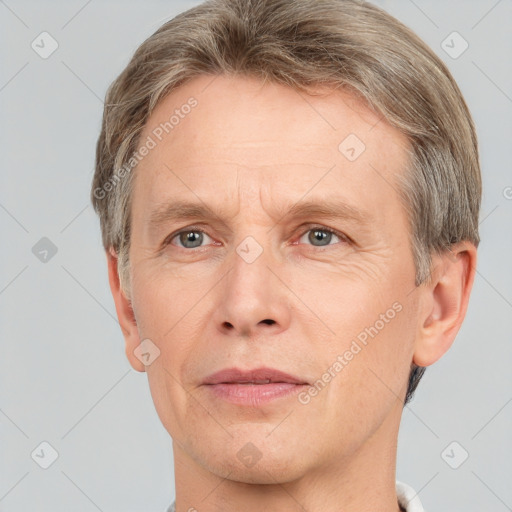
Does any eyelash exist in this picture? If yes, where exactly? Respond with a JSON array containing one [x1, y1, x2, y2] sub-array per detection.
[[163, 224, 351, 250]]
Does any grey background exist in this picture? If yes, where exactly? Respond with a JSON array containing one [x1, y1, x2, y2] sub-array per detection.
[[1, 0, 511, 510]]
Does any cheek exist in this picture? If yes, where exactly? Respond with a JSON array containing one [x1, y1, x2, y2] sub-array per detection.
[[290, 266, 393, 344], [130, 260, 199, 337], [327, 296, 417, 415], [297, 268, 415, 404]]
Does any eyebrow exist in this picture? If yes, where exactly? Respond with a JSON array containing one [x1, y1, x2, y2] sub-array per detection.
[[147, 201, 228, 235], [147, 198, 371, 235], [285, 200, 370, 225]]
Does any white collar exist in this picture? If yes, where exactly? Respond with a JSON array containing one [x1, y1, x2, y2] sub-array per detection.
[[396, 480, 426, 511]]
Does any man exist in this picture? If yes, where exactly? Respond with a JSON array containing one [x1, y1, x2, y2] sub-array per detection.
[[91, 1, 481, 510]]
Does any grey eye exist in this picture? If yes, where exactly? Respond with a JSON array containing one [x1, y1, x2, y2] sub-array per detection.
[[175, 230, 210, 249], [299, 228, 342, 247]]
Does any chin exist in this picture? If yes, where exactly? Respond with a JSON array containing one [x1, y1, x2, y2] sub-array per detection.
[[191, 432, 312, 485]]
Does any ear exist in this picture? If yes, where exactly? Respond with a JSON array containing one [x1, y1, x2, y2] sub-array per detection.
[[106, 248, 146, 372], [413, 241, 477, 367]]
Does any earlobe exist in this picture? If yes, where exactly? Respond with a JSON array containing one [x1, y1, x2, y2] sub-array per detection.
[[106, 249, 146, 372], [413, 242, 477, 367]]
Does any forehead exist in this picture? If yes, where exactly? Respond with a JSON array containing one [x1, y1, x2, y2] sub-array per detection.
[[133, 74, 410, 225]]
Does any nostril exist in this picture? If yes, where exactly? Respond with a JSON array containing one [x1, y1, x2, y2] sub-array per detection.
[[261, 319, 275, 325]]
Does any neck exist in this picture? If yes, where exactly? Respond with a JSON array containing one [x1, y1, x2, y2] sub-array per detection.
[[172, 400, 404, 512]]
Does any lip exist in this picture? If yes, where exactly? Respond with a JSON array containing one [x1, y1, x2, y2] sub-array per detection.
[[203, 367, 308, 385], [202, 367, 309, 406]]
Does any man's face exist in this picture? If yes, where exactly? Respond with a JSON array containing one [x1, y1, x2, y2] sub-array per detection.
[[126, 74, 420, 482]]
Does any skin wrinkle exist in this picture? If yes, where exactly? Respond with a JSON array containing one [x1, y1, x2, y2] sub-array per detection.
[[85, 2, 483, 507], [106, 74, 476, 512]]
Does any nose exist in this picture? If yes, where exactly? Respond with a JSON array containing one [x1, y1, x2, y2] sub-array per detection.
[[213, 237, 292, 338]]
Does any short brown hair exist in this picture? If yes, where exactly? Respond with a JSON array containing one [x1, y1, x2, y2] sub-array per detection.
[[91, 0, 481, 404]]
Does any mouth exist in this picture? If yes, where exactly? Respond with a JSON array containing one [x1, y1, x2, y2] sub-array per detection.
[[202, 367, 309, 406]]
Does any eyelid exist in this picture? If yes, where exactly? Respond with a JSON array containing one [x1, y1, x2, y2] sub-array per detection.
[[163, 224, 214, 248], [163, 222, 352, 250], [295, 223, 352, 245]]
